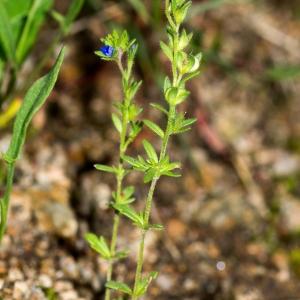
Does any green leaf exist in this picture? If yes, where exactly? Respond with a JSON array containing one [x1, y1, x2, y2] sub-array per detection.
[[50, 10, 65, 28], [182, 117, 197, 127], [114, 250, 129, 260], [94, 164, 116, 173], [162, 170, 181, 178], [149, 223, 164, 230], [160, 41, 173, 61], [3, 0, 31, 19], [123, 155, 148, 171], [126, 0, 149, 23], [127, 80, 142, 100], [144, 120, 164, 139], [123, 186, 134, 198], [0, 3, 16, 63], [188, 0, 240, 19], [143, 168, 156, 183], [113, 203, 144, 228], [150, 103, 168, 115], [134, 271, 158, 297], [5, 48, 64, 162], [63, 0, 84, 33], [106, 281, 132, 295], [265, 65, 300, 81], [118, 186, 135, 204], [143, 140, 158, 163], [112, 113, 122, 133], [163, 77, 172, 94], [85, 233, 111, 259], [16, 0, 53, 64]]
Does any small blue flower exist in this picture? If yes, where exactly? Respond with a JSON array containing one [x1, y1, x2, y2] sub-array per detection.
[[100, 45, 114, 57]]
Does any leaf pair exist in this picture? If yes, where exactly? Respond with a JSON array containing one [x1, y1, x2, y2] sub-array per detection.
[[171, 112, 196, 134], [85, 233, 128, 260], [123, 141, 181, 183], [106, 271, 158, 297], [112, 186, 135, 205], [113, 203, 163, 231]]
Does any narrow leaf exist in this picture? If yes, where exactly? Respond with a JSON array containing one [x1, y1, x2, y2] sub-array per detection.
[[182, 117, 197, 127], [144, 168, 156, 183], [150, 103, 168, 115], [85, 233, 111, 259], [134, 271, 158, 297], [16, 0, 53, 64], [106, 281, 132, 295], [5, 48, 65, 162], [160, 41, 173, 61], [143, 140, 158, 163], [144, 120, 164, 138], [0, 3, 16, 63], [113, 203, 143, 227], [94, 164, 116, 173], [112, 113, 122, 133], [63, 0, 84, 33]]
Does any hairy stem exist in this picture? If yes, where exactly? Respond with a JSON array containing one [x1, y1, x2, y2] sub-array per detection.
[[105, 63, 130, 300], [132, 104, 175, 299]]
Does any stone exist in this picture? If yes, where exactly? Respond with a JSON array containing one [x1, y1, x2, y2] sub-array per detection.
[[280, 195, 300, 233]]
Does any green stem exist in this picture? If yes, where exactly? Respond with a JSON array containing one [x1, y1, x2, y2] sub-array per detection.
[[132, 105, 175, 299], [0, 163, 15, 242], [132, 177, 158, 300], [104, 69, 130, 300], [105, 213, 120, 300]]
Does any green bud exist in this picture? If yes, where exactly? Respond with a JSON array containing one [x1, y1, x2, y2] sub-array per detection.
[[186, 54, 200, 73], [178, 30, 193, 50], [165, 87, 189, 105], [173, 1, 192, 25]]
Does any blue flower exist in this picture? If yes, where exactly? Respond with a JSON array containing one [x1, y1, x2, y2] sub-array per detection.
[[100, 45, 114, 57]]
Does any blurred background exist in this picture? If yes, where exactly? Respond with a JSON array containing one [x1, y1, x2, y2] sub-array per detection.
[[1, 0, 300, 299]]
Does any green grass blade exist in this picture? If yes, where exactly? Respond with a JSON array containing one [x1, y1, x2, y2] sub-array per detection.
[[63, 0, 85, 33], [0, 2, 16, 64], [126, 0, 149, 23], [16, 0, 53, 65]]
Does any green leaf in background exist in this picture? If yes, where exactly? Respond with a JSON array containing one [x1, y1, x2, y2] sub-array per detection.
[[265, 65, 300, 81], [3, 0, 32, 47], [126, 0, 149, 23], [16, 0, 54, 65], [5, 47, 65, 162], [188, 0, 250, 18], [63, 0, 85, 33], [0, 3, 16, 64], [3, 0, 31, 19], [52, 0, 85, 34]]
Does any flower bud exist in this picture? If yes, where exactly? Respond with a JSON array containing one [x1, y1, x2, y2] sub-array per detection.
[[165, 87, 189, 105]]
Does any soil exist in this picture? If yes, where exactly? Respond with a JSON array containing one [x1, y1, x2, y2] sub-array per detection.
[[1, 0, 300, 299]]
